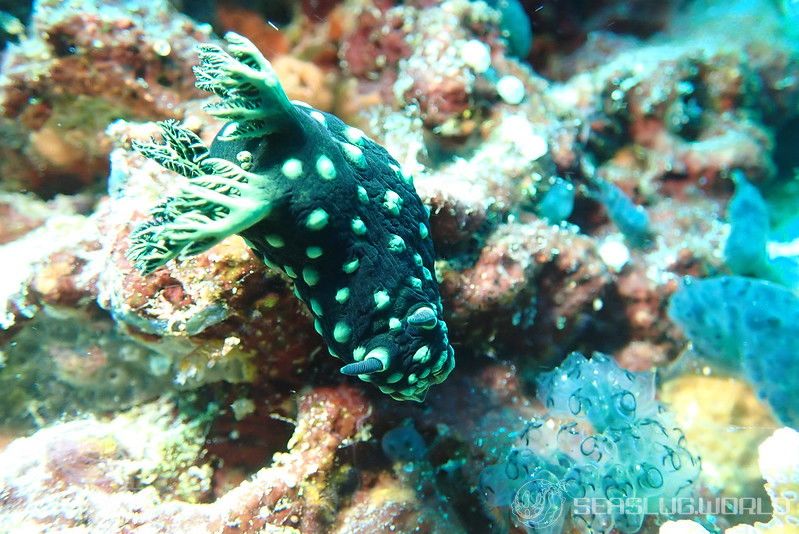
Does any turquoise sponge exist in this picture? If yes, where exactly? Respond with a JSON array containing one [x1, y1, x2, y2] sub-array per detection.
[[668, 275, 799, 427]]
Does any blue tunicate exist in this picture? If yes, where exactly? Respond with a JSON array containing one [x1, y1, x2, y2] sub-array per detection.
[[382, 420, 427, 462], [591, 178, 653, 248], [537, 177, 575, 224], [668, 276, 799, 427], [478, 353, 700, 533]]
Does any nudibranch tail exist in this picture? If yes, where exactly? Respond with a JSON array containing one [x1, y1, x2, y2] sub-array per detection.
[[127, 32, 455, 401]]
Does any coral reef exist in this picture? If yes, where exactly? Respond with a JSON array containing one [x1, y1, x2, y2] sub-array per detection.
[[0, 313, 171, 427], [0, 386, 373, 532], [1, 0, 799, 531], [0, 0, 210, 195], [439, 220, 611, 363]]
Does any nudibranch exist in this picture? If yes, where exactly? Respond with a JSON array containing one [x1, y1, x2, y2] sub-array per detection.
[[127, 33, 455, 401]]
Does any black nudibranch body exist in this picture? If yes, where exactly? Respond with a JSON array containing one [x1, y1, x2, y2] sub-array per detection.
[[127, 32, 454, 401]]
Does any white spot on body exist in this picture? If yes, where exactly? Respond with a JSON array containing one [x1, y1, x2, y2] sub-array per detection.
[[412, 345, 431, 363], [383, 190, 403, 216], [266, 234, 284, 247], [281, 158, 303, 179], [388, 234, 406, 253], [316, 155, 337, 180], [306, 208, 329, 230], [343, 258, 359, 273], [335, 287, 350, 303], [351, 218, 367, 235], [357, 186, 369, 204], [386, 372, 403, 384], [334, 322, 351, 343], [353, 346, 366, 361], [374, 290, 391, 310], [344, 126, 365, 145], [341, 143, 367, 169], [303, 267, 320, 286]]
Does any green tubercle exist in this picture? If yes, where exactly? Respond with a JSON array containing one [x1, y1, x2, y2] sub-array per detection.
[[316, 155, 337, 180], [357, 186, 369, 204], [383, 190, 403, 216], [343, 258, 359, 274], [334, 322, 351, 343], [351, 218, 367, 235], [282, 159, 303, 179], [388, 234, 406, 253], [306, 208, 329, 230], [335, 287, 350, 303], [374, 290, 391, 310], [303, 267, 320, 286]]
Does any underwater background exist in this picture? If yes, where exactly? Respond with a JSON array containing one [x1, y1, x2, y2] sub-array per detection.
[[0, 0, 798, 532]]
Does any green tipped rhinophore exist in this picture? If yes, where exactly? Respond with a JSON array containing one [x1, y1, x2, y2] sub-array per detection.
[[127, 32, 455, 401]]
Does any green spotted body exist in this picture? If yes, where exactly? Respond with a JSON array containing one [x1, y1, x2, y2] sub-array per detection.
[[127, 33, 454, 401]]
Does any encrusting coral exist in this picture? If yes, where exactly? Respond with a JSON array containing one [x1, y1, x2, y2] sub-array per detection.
[[127, 32, 455, 401]]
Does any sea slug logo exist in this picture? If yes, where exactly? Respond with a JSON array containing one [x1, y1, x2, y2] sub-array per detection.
[[511, 477, 567, 529]]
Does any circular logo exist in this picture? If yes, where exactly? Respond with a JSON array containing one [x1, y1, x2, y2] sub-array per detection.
[[511, 477, 567, 529]]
